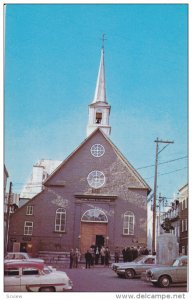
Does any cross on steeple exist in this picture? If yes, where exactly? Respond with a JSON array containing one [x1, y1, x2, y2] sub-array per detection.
[[101, 33, 107, 50]]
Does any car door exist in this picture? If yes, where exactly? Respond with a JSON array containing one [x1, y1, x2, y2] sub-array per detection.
[[138, 258, 156, 273], [175, 259, 187, 283], [20, 267, 41, 292], [4, 268, 21, 292]]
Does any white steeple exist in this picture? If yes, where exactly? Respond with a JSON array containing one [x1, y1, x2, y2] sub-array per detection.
[[87, 40, 111, 137], [92, 47, 106, 103]]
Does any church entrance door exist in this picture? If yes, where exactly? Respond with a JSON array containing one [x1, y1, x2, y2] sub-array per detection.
[[80, 222, 107, 253]]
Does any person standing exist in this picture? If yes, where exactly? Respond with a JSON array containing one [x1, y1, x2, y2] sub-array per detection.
[[95, 246, 100, 265], [114, 247, 120, 263], [74, 248, 81, 268], [104, 247, 111, 266], [100, 246, 105, 265], [69, 249, 75, 268], [85, 250, 92, 269]]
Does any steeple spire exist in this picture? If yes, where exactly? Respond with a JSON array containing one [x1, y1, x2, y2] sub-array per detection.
[[92, 46, 107, 103], [87, 37, 111, 137]]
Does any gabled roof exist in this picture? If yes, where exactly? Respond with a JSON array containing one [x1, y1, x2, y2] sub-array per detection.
[[44, 128, 151, 194]]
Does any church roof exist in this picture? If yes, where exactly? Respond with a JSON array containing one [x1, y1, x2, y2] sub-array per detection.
[[92, 47, 107, 104], [44, 128, 151, 194]]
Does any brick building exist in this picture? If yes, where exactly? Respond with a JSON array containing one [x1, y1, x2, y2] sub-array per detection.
[[7, 47, 151, 256]]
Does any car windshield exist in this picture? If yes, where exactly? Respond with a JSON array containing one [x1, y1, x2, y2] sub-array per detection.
[[43, 266, 53, 274], [172, 259, 180, 267], [133, 256, 145, 263]]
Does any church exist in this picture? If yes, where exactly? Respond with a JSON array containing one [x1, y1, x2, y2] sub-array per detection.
[[8, 45, 151, 256]]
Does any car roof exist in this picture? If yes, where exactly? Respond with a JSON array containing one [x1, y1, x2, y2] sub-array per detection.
[[4, 260, 44, 270]]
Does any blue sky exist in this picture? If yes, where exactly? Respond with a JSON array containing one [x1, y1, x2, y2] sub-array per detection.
[[4, 3, 188, 202]]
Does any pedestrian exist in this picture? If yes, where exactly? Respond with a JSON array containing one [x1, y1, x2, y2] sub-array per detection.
[[114, 247, 120, 263], [104, 247, 111, 266], [69, 249, 75, 268], [95, 246, 100, 265], [126, 247, 133, 262], [74, 248, 81, 268], [122, 247, 127, 262], [100, 246, 105, 265], [85, 250, 92, 269], [90, 246, 95, 266], [132, 246, 138, 261]]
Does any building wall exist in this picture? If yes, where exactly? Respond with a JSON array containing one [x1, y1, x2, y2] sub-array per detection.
[[8, 130, 149, 256], [179, 184, 188, 254]]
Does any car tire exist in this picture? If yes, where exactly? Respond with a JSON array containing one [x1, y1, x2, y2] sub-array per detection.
[[39, 286, 55, 292], [125, 269, 135, 279], [158, 275, 171, 288]]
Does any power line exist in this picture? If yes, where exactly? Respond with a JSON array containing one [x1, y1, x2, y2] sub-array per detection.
[[136, 155, 187, 170], [144, 166, 187, 180]]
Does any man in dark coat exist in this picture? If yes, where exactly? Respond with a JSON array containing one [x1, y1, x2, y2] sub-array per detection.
[[85, 250, 92, 269]]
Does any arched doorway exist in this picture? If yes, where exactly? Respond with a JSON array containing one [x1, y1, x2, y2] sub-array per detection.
[[80, 208, 108, 253]]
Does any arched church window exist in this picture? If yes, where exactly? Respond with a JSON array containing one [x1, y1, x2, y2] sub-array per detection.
[[81, 208, 108, 223], [55, 208, 66, 232], [87, 170, 105, 188], [91, 144, 105, 157], [123, 211, 135, 235]]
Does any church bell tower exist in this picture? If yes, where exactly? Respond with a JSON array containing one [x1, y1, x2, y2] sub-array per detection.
[[87, 41, 111, 137]]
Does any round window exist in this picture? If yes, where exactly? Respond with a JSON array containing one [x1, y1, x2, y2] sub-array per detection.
[[90, 144, 105, 157], [87, 170, 105, 189]]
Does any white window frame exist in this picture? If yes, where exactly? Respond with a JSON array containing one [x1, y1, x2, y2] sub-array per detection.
[[90, 144, 105, 157], [185, 219, 188, 231], [24, 221, 33, 235], [26, 205, 33, 215], [87, 170, 105, 189], [55, 208, 66, 232], [123, 211, 135, 235]]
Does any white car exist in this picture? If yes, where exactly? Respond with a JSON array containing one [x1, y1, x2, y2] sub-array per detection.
[[4, 252, 44, 263], [4, 260, 73, 292]]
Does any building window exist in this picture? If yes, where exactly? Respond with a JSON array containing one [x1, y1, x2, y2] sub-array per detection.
[[185, 219, 188, 231], [90, 144, 105, 157], [26, 206, 33, 215], [81, 208, 108, 223], [181, 220, 184, 232], [87, 170, 105, 189], [55, 208, 66, 232], [96, 112, 102, 124], [24, 221, 33, 235], [123, 211, 135, 235]]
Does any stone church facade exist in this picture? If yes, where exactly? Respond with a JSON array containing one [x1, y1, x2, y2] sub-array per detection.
[[8, 46, 151, 256]]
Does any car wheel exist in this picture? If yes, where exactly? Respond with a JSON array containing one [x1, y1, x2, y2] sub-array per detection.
[[39, 286, 55, 292], [158, 275, 171, 288], [125, 269, 135, 279]]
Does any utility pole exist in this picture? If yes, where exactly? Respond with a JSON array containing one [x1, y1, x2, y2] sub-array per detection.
[[152, 138, 174, 254], [5, 181, 12, 253]]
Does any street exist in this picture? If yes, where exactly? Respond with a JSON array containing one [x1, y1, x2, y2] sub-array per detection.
[[62, 265, 187, 293]]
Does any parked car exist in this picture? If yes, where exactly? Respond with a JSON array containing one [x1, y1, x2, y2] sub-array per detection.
[[114, 255, 157, 279], [4, 252, 44, 263], [145, 255, 188, 288], [4, 260, 73, 292]]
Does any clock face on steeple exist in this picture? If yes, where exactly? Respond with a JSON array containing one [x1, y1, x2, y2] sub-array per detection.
[[90, 144, 105, 157]]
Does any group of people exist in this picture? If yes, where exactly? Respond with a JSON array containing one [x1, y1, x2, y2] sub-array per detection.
[[85, 245, 111, 268], [121, 246, 151, 262], [69, 245, 151, 268]]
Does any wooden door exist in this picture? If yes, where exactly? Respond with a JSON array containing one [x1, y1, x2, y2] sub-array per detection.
[[80, 222, 107, 253]]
